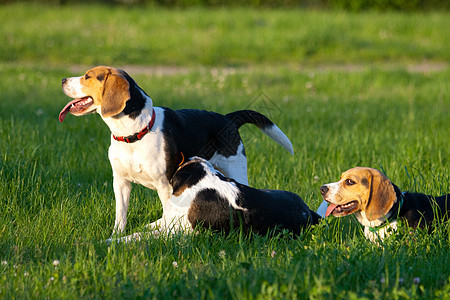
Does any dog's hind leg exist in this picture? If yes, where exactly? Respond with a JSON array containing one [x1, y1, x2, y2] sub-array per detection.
[[210, 142, 249, 185], [223, 161, 248, 185]]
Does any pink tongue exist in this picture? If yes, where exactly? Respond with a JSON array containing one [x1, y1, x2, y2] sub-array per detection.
[[325, 203, 338, 217], [59, 99, 81, 123]]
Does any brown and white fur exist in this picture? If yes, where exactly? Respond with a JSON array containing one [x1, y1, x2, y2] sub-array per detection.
[[60, 66, 294, 236], [319, 167, 449, 242], [113, 157, 320, 243]]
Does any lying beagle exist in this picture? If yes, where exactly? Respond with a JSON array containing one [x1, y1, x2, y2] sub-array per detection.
[[320, 167, 449, 242], [60, 66, 294, 235], [113, 157, 320, 242]]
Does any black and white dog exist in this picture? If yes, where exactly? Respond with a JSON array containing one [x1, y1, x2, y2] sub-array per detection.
[[112, 157, 321, 242], [60, 66, 294, 236]]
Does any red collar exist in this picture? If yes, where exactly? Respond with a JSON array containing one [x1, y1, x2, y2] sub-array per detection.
[[112, 109, 156, 143]]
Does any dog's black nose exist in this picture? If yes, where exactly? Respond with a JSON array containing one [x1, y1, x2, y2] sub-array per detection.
[[62, 78, 67, 85], [320, 185, 328, 196]]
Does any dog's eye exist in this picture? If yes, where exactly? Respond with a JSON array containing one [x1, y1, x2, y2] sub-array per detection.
[[345, 179, 356, 185], [84, 74, 91, 80], [96, 75, 104, 81]]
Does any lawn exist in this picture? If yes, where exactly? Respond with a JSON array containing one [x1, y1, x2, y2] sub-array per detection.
[[0, 3, 449, 299]]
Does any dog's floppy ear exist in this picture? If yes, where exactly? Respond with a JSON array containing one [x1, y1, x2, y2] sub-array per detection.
[[365, 169, 397, 221], [101, 74, 130, 118]]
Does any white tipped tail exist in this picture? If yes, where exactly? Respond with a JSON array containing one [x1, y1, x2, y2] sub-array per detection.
[[225, 110, 294, 155], [261, 124, 294, 155]]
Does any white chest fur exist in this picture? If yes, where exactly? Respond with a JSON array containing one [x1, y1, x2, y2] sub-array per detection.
[[108, 120, 167, 190], [364, 221, 398, 243], [109, 133, 166, 189]]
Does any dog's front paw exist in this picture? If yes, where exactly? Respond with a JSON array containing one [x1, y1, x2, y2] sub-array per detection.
[[120, 232, 143, 243], [104, 232, 125, 244], [107, 232, 146, 244]]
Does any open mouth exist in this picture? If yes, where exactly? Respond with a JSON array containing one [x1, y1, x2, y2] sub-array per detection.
[[325, 200, 358, 217], [59, 97, 94, 122]]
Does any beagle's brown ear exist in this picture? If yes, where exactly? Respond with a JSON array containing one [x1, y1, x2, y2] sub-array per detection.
[[101, 74, 130, 118], [365, 170, 397, 221]]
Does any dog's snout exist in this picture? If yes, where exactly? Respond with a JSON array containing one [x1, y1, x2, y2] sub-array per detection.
[[320, 185, 329, 196], [62, 78, 68, 86]]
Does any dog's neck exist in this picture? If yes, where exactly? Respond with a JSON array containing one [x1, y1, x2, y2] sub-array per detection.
[[355, 184, 404, 231], [101, 88, 155, 138]]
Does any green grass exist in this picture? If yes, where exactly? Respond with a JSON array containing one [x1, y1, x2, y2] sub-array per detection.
[[1, 4, 450, 66], [0, 4, 449, 299]]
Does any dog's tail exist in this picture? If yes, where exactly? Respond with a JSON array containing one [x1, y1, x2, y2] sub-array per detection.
[[226, 110, 294, 155]]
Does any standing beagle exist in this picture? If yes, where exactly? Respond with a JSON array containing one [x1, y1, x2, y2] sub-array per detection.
[[320, 167, 449, 242], [112, 157, 320, 243], [60, 66, 294, 236]]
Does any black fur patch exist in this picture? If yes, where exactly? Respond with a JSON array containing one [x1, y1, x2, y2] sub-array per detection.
[[386, 183, 449, 230], [187, 188, 243, 233], [162, 108, 242, 181], [361, 178, 369, 188], [120, 71, 147, 119], [236, 187, 320, 235], [225, 110, 274, 129], [171, 162, 207, 196]]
